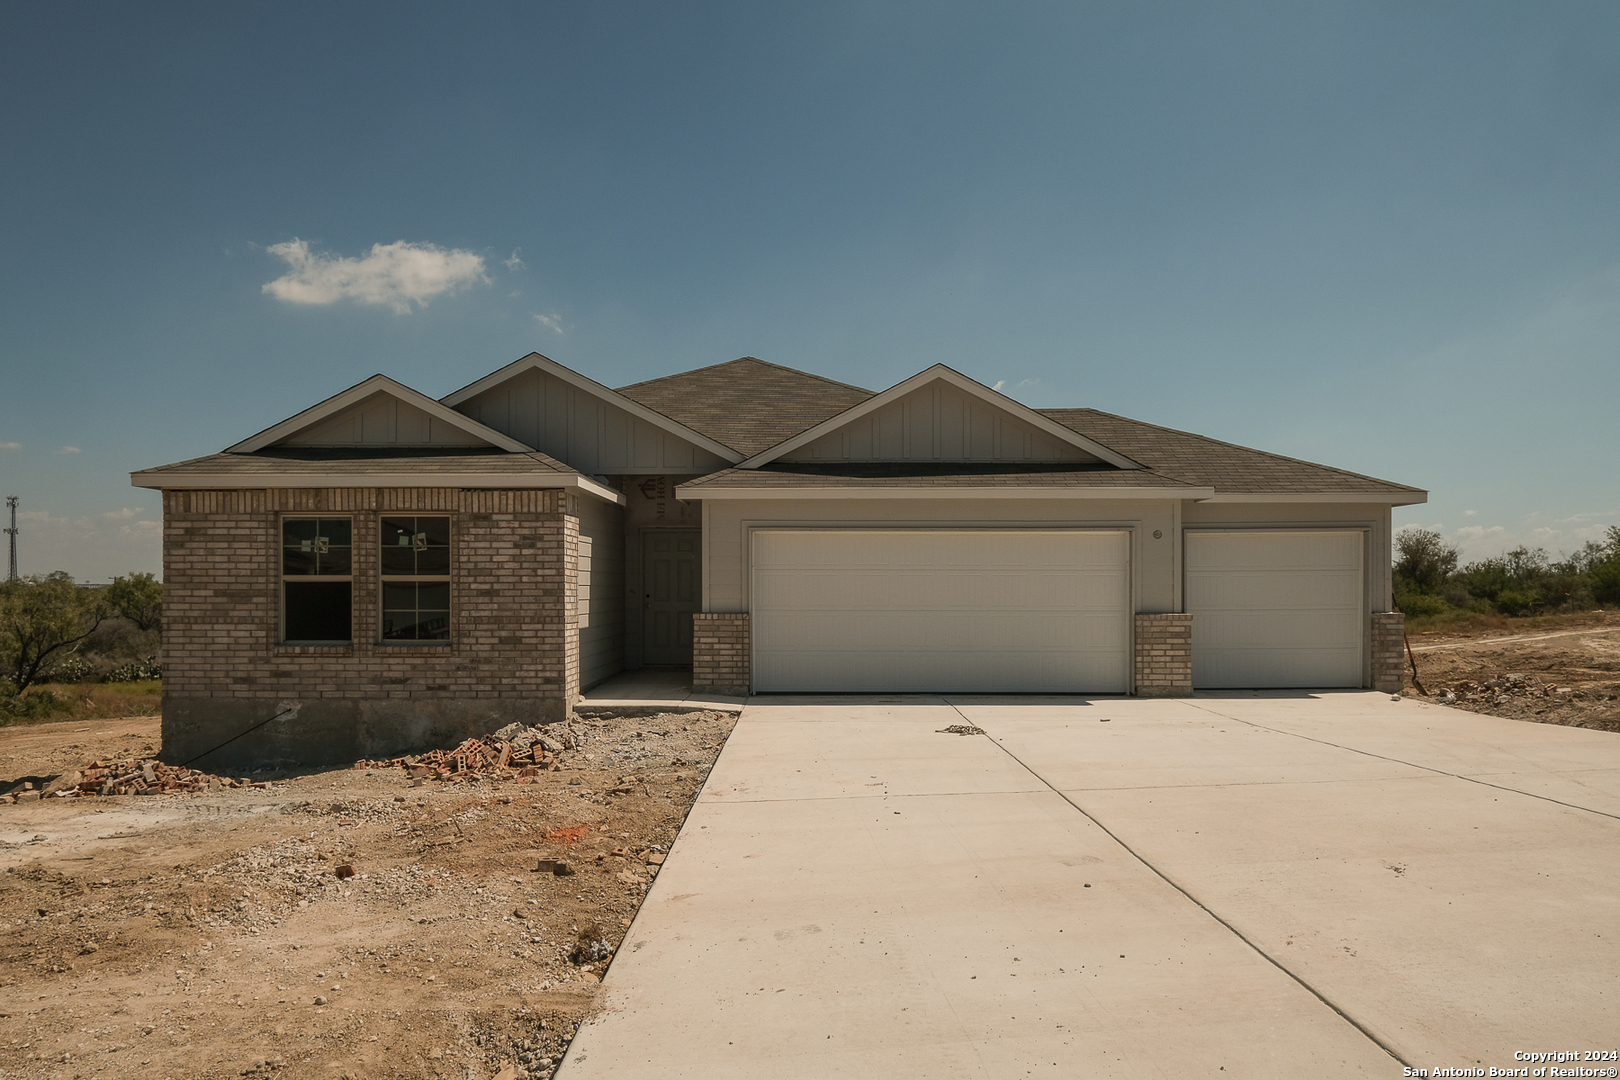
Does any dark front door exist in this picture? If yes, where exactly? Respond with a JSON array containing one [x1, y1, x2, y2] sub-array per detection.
[[643, 530, 700, 664]]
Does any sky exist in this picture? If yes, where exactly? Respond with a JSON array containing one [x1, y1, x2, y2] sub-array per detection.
[[2, 1, 1617, 581]]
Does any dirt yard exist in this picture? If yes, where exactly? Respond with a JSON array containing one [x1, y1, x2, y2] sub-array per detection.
[[1404, 612, 1620, 732], [0, 707, 739, 1080]]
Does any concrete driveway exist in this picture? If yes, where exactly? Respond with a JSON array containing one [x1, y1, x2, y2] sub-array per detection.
[[560, 693, 1620, 1079]]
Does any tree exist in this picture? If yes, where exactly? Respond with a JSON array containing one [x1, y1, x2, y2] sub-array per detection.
[[1393, 528, 1459, 595], [106, 572, 163, 631], [1591, 527, 1620, 606], [0, 573, 111, 693]]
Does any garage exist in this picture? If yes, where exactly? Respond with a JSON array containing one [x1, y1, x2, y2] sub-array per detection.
[[1185, 530, 1365, 689], [750, 529, 1131, 693]]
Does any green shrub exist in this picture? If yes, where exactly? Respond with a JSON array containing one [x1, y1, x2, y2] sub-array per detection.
[[0, 684, 73, 724], [1495, 589, 1536, 616], [1396, 592, 1450, 618]]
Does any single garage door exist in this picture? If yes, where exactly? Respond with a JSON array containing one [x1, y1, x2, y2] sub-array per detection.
[[1186, 530, 1365, 688], [751, 529, 1130, 693]]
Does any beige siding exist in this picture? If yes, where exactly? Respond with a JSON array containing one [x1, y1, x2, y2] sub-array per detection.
[[282, 392, 490, 447], [779, 381, 1100, 463], [453, 367, 732, 473], [701, 498, 1177, 616], [577, 494, 625, 688]]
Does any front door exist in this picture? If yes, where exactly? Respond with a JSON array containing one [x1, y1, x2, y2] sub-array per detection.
[[643, 530, 700, 665]]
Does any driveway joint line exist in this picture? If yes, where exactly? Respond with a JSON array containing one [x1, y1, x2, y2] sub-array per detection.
[[1183, 702, 1620, 823], [950, 703, 1413, 1071]]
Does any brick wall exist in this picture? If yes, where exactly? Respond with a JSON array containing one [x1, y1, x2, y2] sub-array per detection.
[[692, 613, 750, 695], [1371, 611, 1405, 694], [1134, 613, 1193, 697], [161, 487, 579, 767]]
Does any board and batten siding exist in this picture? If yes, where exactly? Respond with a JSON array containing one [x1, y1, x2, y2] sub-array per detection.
[[778, 381, 1101, 463], [453, 366, 732, 474], [576, 493, 625, 689], [282, 392, 489, 447]]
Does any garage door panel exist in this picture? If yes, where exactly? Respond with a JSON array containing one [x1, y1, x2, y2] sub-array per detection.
[[1186, 570, 1363, 610], [1187, 531, 1364, 689], [752, 530, 1130, 693]]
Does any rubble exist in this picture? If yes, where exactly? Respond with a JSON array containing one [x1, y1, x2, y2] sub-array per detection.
[[354, 722, 591, 784], [1, 757, 252, 801], [1434, 672, 1577, 707]]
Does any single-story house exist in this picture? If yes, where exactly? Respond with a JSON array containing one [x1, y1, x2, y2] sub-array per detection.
[[133, 354, 1425, 766]]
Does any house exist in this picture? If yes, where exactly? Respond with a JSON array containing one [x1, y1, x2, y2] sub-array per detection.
[[132, 354, 1425, 766]]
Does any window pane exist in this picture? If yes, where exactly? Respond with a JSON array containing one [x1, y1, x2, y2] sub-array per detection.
[[283, 519, 317, 544], [284, 517, 352, 575], [380, 546, 416, 574], [283, 547, 317, 575], [380, 515, 450, 575], [321, 545, 352, 575], [321, 518, 352, 546], [415, 546, 450, 575], [383, 581, 450, 641], [381, 517, 415, 549], [285, 582, 351, 641]]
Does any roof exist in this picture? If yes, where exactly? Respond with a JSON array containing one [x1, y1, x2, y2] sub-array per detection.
[[678, 462, 1210, 500], [1040, 409, 1426, 500], [617, 357, 874, 457], [131, 448, 625, 502]]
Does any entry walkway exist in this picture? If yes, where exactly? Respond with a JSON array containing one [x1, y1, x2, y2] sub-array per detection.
[[560, 693, 1620, 1078]]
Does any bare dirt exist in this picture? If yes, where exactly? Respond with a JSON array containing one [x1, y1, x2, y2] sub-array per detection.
[[1403, 612, 1620, 732], [0, 707, 739, 1080]]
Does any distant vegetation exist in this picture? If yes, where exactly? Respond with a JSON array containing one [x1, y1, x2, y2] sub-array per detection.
[[0, 572, 162, 722], [1395, 526, 1620, 624]]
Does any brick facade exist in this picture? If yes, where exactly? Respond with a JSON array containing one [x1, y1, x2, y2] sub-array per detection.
[[161, 487, 580, 768], [1371, 611, 1405, 694], [1134, 613, 1193, 697], [692, 613, 750, 695]]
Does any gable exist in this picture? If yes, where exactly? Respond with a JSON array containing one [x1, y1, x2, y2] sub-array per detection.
[[452, 364, 734, 474], [617, 357, 874, 458], [279, 391, 492, 448], [778, 379, 1102, 464]]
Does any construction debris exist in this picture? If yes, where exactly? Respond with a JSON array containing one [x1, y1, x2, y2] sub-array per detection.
[[1435, 672, 1576, 706], [937, 724, 986, 736], [354, 722, 588, 784], [1, 757, 251, 801]]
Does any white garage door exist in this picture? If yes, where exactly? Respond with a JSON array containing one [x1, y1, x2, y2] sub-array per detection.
[[751, 529, 1130, 693], [1186, 530, 1365, 689]]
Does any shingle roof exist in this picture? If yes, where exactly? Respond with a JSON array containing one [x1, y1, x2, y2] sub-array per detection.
[[617, 357, 874, 457], [133, 447, 580, 479], [679, 462, 1204, 491], [1039, 409, 1423, 496]]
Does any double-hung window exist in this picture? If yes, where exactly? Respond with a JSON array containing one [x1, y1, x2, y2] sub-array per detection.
[[380, 516, 451, 642], [282, 518, 353, 642]]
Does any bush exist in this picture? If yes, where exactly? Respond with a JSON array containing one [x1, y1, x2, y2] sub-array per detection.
[[1396, 592, 1450, 618], [103, 656, 162, 682], [0, 684, 73, 724], [1495, 589, 1536, 616]]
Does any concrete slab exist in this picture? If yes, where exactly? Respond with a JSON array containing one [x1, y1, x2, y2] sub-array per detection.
[[563, 691, 1620, 1077], [579, 668, 746, 711]]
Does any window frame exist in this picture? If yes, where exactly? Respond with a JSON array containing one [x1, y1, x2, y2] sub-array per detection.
[[377, 513, 453, 645], [279, 515, 355, 644]]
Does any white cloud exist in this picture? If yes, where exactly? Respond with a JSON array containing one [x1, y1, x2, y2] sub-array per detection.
[[532, 312, 564, 334], [504, 249, 525, 271], [1464, 509, 1477, 517], [0, 441, 19, 450], [9, 508, 161, 580], [57, 446, 81, 455], [263, 239, 489, 314]]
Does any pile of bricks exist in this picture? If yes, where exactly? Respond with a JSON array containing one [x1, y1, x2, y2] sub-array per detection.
[[3, 759, 255, 802], [1438, 673, 1575, 705], [355, 723, 574, 784]]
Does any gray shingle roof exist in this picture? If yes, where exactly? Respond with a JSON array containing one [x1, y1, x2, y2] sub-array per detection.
[[617, 357, 874, 457], [1039, 409, 1422, 495], [134, 447, 580, 479], [679, 462, 1203, 491]]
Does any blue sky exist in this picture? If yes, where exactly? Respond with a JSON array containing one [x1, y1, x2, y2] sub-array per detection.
[[2, 1, 1616, 580]]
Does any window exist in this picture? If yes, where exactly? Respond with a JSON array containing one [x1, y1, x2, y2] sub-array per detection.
[[282, 518, 352, 642], [380, 515, 450, 641]]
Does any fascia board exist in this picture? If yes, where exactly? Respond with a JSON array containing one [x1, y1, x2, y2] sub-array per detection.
[[674, 484, 1212, 501], [130, 470, 626, 505], [439, 352, 745, 465], [734, 363, 1143, 470], [225, 375, 536, 454], [1194, 492, 1429, 505]]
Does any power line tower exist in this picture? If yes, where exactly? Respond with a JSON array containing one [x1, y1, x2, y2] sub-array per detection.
[[4, 496, 17, 580]]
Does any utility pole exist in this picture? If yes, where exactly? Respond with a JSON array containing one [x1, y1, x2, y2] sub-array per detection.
[[4, 496, 16, 580]]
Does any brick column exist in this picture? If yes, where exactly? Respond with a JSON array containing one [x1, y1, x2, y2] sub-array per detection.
[[1134, 613, 1193, 697], [693, 613, 750, 695], [1372, 612, 1405, 693]]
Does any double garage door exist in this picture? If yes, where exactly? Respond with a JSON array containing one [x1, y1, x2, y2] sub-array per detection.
[[749, 527, 1367, 693], [752, 530, 1131, 693]]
